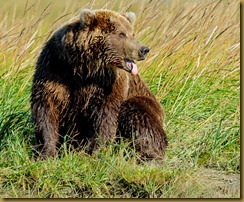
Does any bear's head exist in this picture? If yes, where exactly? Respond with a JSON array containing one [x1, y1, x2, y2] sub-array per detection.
[[60, 9, 149, 76]]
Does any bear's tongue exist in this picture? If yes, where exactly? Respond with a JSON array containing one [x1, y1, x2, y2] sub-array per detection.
[[125, 60, 138, 75]]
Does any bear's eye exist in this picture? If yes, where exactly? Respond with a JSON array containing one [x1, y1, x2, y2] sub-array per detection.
[[119, 32, 126, 38]]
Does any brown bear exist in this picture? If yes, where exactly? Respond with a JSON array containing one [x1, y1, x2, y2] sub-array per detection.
[[31, 9, 167, 159]]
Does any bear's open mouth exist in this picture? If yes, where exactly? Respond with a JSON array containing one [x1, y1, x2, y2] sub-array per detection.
[[124, 59, 138, 75]]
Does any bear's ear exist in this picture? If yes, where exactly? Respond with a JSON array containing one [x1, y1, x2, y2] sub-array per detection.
[[80, 9, 95, 24], [124, 12, 136, 26]]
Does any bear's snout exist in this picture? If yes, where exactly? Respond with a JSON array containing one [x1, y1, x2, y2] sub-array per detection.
[[138, 46, 150, 59]]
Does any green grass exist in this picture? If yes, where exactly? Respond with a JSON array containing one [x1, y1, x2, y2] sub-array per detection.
[[0, 0, 240, 198]]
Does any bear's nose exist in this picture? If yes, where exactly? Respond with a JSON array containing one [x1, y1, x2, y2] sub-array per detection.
[[139, 46, 150, 57]]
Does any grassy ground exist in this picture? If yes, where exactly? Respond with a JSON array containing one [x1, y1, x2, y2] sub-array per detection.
[[0, 0, 240, 198]]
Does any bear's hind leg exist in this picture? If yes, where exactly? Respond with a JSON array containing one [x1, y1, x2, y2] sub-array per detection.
[[117, 96, 167, 160], [31, 103, 60, 159]]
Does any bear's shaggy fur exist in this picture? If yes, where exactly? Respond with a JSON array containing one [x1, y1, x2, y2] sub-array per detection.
[[31, 9, 167, 159]]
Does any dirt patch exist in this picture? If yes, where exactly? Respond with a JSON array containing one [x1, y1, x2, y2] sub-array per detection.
[[194, 168, 240, 198]]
